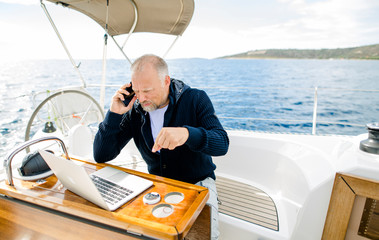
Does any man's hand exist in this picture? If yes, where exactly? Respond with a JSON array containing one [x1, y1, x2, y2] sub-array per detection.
[[152, 127, 189, 153], [110, 83, 137, 115]]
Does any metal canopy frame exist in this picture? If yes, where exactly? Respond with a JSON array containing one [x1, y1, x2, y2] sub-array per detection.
[[40, 0, 189, 109]]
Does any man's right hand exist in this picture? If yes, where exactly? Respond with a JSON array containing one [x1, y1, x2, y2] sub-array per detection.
[[110, 83, 137, 115]]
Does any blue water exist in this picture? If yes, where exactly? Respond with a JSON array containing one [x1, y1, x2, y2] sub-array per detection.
[[1, 58, 379, 159]]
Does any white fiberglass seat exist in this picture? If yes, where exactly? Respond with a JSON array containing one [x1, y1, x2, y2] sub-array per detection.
[[214, 131, 336, 240]]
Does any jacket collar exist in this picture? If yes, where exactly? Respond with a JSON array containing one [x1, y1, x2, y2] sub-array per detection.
[[169, 78, 189, 104]]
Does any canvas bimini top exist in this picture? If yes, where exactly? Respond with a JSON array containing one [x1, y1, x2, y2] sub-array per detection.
[[46, 0, 195, 36]]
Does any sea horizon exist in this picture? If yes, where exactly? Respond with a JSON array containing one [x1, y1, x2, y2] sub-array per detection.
[[1, 58, 378, 160]]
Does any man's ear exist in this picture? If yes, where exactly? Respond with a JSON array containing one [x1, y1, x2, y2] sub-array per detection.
[[165, 75, 171, 86]]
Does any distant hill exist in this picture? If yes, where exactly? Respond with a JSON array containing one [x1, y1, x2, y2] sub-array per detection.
[[220, 44, 379, 60]]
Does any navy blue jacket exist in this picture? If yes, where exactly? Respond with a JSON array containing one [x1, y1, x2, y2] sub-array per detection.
[[93, 79, 229, 183]]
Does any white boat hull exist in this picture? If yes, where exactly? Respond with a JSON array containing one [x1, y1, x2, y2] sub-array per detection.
[[211, 130, 378, 239]]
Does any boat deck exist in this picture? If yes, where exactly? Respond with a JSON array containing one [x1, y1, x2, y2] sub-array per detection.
[[216, 176, 278, 231]]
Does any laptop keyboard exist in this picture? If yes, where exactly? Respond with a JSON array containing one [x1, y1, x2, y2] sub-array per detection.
[[91, 175, 134, 205]]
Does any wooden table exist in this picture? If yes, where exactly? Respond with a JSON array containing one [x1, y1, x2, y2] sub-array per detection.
[[0, 159, 210, 240]]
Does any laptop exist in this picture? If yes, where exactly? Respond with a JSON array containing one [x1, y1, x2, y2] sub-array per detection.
[[38, 150, 153, 211]]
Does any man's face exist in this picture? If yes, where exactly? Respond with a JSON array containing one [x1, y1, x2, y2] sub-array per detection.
[[131, 64, 170, 112]]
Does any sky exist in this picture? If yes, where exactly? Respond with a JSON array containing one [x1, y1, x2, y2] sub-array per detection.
[[0, 0, 379, 60]]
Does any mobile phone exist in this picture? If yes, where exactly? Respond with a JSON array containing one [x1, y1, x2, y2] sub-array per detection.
[[122, 83, 135, 107]]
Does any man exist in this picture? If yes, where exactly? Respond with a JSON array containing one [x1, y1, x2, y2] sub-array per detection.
[[94, 54, 229, 239]]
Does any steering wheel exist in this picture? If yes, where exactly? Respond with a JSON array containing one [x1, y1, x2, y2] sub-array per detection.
[[25, 89, 104, 144]]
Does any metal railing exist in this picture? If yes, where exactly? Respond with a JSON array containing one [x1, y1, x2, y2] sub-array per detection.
[[6, 84, 379, 135], [196, 85, 378, 135], [3, 137, 69, 186]]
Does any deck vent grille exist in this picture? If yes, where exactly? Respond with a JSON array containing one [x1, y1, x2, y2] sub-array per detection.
[[216, 176, 279, 231]]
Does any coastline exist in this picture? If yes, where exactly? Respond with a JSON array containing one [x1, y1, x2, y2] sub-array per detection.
[[219, 43, 379, 60]]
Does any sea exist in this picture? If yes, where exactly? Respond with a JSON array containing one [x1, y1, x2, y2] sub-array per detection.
[[1, 58, 379, 160]]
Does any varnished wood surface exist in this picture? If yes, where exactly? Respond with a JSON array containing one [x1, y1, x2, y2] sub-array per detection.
[[322, 173, 379, 240], [0, 158, 210, 240], [185, 204, 211, 240], [322, 173, 355, 239], [0, 196, 140, 240]]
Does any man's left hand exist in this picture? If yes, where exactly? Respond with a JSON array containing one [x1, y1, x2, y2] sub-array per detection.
[[152, 127, 189, 153]]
